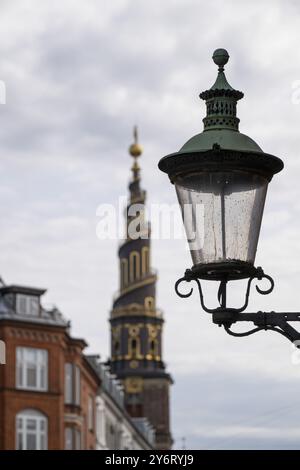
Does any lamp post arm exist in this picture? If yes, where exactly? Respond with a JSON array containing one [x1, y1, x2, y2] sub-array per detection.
[[212, 311, 300, 344], [175, 268, 300, 345]]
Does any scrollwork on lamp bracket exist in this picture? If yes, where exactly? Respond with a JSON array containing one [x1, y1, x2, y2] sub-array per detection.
[[175, 266, 300, 345]]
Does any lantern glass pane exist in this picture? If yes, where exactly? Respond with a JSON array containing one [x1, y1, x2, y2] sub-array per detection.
[[175, 170, 268, 267]]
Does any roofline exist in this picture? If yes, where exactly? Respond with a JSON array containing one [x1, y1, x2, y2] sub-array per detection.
[[65, 331, 88, 349], [0, 317, 68, 331], [0, 285, 47, 296], [82, 355, 101, 386]]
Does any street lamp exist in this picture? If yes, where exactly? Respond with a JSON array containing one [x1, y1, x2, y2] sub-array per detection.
[[158, 49, 300, 344]]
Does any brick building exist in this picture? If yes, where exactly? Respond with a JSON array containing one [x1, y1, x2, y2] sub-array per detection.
[[0, 282, 153, 450]]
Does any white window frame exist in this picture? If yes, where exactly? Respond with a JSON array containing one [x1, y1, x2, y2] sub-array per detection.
[[16, 409, 48, 450], [75, 428, 82, 450], [64, 427, 82, 450], [64, 363, 73, 404], [75, 365, 81, 406], [65, 427, 73, 450], [16, 294, 40, 316], [16, 347, 48, 391], [64, 363, 81, 406]]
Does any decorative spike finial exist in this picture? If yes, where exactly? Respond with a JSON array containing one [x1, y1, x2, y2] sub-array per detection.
[[133, 125, 138, 145]]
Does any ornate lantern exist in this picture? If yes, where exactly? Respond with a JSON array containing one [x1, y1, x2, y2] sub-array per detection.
[[157, 50, 300, 346], [159, 49, 283, 281]]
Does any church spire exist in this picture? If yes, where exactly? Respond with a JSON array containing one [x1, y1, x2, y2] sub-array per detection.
[[109, 128, 173, 449], [128, 126, 145, 204]]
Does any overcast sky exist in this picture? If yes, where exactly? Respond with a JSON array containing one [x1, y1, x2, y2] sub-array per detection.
[[1, 0, 300, 449]]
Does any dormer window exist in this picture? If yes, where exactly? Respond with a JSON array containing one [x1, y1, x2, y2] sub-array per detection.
[[16, 294, 40, 316]]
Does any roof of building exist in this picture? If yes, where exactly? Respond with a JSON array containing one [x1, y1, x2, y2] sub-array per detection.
[[0, 282, 69, 328]]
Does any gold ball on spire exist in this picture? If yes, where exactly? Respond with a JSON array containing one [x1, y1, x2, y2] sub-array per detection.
[[129, 125, 143, 157], [129, 142, 143, 157]]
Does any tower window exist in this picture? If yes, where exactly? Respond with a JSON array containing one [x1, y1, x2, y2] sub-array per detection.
[[120, 259, 128, 289], [128, 337, 141, 359], [142, 246, 150, 275], [149, 339, 158, 357], [145, 297, 154, 310], [130, 252, 140, 282]]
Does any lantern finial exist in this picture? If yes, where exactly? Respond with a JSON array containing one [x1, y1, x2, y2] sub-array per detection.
[[212, 48, 229, 71]]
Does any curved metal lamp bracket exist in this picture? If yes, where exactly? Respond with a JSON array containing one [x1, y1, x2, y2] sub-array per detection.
[[175, 266, 300, 345], [175, 266, 274, 314]]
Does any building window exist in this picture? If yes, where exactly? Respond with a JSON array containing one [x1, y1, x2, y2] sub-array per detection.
[[75, 429, 82, 450], [64, 427, 81, 450], [16, 348, 48, 391], [16, 409, 48, 450], [75, 365, 81, 406], [106, 422, 117, 450], [96, 399, 106, 447], [64, 363, 81, 406], [65, 427, 73, 450], [65, 363, 73, 404], [88, 395, 94, 432], [16, 295, 40, 316]]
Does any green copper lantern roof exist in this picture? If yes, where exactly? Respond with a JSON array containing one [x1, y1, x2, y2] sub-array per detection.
[[158, 49, 284, 182], [180, 129, 262, 153], [179, 48, 263, 154]]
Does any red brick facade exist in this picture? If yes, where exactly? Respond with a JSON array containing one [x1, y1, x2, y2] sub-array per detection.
[[0, 319, 99, 450]]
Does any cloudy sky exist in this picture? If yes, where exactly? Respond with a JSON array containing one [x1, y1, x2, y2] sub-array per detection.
[[1, 0, 300, 449]]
